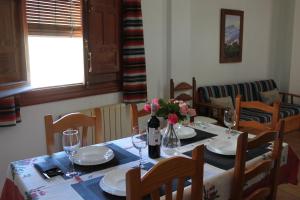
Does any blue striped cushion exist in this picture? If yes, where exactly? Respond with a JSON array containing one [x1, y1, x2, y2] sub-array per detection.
[[199, 82, 256, 103], [240, 103, 300, 123], [251, 80, 277, 101], [198, 79, 277, 104], [240, 108, 272, 123], [280, 103, 300, 118]]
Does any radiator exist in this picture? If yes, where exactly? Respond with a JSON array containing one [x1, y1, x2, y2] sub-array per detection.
[[97, 103, 132, 142], [53, 103, 149, 151]]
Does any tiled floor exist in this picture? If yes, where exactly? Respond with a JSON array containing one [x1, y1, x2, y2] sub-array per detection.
[[277, 131, 300, 199]]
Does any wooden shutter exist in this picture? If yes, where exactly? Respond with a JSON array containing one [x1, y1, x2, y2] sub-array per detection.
[[83, 0, 121, 85], [0, 0, 29, 97], [26, 0, 82, 37]]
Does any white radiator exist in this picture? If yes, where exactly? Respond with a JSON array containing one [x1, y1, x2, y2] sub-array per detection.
[[53, 103, 149, 151], [97, 103, 132, 142]]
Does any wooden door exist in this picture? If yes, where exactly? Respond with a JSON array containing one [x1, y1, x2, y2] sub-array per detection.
[[83, 0, 121, 85], [0, 0, 28, 85]]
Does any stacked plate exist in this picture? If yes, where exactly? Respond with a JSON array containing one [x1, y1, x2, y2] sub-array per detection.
[[99, 167, 147, 196], [73, 146, 114, 166], [206, 138, 237, 156], [176, 126, 197, 139]]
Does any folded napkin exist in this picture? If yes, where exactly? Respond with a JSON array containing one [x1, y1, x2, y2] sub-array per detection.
[[34, 160, 63, 179]]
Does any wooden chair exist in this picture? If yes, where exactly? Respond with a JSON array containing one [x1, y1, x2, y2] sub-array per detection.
[[170, 77, 197, 108], [126, 145, 204, 200], [44, 108, 101, 155], [231, 120, 284, 200], [235, 95, 280, 134], [130, 103, 150, 129]]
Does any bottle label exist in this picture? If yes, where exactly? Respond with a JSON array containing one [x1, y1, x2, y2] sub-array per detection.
[[148, 128, 161, 146]]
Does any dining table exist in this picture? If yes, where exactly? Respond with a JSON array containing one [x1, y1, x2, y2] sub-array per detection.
[[1, 122, 299, 200]]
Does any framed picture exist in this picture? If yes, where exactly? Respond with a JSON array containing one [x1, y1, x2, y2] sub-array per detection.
[[220, 9, 244, 63]]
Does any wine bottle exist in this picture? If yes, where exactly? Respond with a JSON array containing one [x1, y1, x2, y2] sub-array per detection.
[[148, 103, 161, 158]]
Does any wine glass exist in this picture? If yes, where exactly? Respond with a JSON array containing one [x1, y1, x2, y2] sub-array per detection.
[[131, 126, 147, 168], [224, 108, 237, 138], [62, 129, 80, 177]]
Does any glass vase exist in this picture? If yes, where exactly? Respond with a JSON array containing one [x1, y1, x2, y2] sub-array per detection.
[[162, 123, 181, 155]]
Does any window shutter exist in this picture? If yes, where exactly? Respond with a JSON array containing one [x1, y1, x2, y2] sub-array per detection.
[[83, 0, 121, 85], [0, 0, 29, 98], [26, 0, 82, 37]]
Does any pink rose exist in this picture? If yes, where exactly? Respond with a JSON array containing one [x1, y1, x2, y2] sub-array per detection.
[[188, 108, 196, 117], [143, 104, 151, 112], [152, 98, 160, 109], [179, 103, 189, 115], [168, 113, 178, 124]]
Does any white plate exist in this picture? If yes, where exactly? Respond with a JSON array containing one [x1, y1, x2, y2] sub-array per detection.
[[99, 167, 147, 196], [206, 138, 237, 156], [73, 146, 114, 166], [176, 126, 197, 139]]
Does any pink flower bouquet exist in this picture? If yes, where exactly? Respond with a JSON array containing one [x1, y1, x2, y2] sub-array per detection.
[[144, 98, 196, 125]]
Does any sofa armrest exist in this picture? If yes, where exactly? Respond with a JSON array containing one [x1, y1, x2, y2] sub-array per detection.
[[195, 102, 226, 124], [279, 92, 300, 104]]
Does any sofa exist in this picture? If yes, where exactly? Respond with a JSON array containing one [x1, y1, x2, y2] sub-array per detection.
[[197, 79, 300, 132]]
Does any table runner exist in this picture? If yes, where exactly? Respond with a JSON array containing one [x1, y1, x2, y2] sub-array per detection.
[[180, 129, 217, 146], [138, 128, 217, 146], [184, 144, 270, 170], [35, 143, 139, 180], [71, 163, 191, 200]]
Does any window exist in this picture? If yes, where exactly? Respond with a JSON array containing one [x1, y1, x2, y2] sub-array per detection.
[[0, 0, 122, 104], [26, 0, 84, 88], [28, 36, 84, 88]]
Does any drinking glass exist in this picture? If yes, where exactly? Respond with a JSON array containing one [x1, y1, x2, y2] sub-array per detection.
[[62, 129, 80, 177], [131, 126, 147, 168], [224, 108, 237, 138]]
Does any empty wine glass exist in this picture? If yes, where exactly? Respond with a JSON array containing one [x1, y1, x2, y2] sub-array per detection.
[[131, 126, 147, 168], [62, 129, 80, 177], [224, 108, 237, 138]]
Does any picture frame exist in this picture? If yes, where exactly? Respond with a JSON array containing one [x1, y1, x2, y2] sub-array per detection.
[[220, 9, 244, 63]]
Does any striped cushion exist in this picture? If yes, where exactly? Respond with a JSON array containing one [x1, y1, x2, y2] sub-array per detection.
[[240, 108, 272, 123], [198, 79, 277, 104], [199, 82, 259, 103], [251, 80, 277, 101], [240, 103, 300, 123], [280, 103, 300, 118]]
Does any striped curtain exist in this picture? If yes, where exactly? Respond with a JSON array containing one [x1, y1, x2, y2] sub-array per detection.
[[0, 97, 21, 127], [122, 0, 147, 103]]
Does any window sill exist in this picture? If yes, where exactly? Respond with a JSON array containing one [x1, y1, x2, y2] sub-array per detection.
[[18, 82, 121, 106], [0, 81, 31, 99]]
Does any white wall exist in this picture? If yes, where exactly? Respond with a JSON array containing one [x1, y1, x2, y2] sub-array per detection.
[[189, 0, 274, 87], [289, 0, 300, 99], [269, 0, 295, 91], [0, 93, 121, 189], [0, 0, 298, 193], [141, 0, 168, 99], [0, 0, 168, 191]]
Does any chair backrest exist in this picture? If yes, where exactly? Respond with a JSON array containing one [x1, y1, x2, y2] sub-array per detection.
[[235, 95, 280, 132], [44, 108, 101, 155], [130, 103, 150, 129], [170, 77, 197, 108], [126, 145, 204, 200], [231, 120, 284, 200]]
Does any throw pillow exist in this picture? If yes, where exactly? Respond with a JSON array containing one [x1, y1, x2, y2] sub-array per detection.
[[210, 96, 234, 109], [260, 89, 280, 105]]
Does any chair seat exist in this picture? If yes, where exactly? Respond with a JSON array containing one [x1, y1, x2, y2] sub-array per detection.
[[240, 103, 300, 123]]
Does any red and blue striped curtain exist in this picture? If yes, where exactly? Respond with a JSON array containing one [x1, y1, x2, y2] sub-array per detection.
[[0, 97, 21, 127], [122, 0, 147, 103]]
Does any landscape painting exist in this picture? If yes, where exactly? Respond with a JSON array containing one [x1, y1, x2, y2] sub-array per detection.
[[220, 9, 244, 63]]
